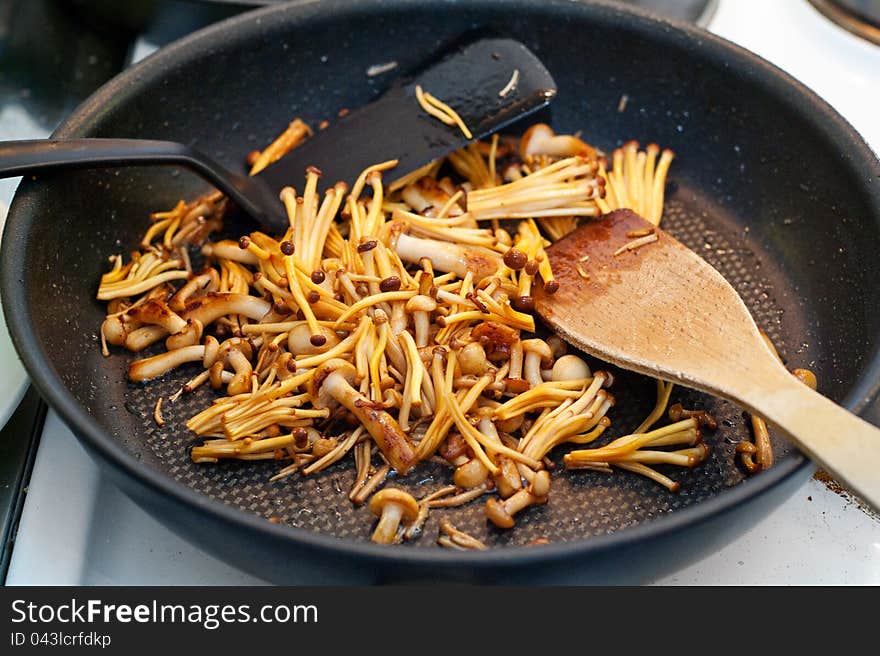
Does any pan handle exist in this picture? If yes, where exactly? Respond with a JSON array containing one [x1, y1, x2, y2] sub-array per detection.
[[0, 139, 287, 231]]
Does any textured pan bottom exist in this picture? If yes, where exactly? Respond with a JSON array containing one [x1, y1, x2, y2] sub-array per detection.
[[118, 181, 811, 548]]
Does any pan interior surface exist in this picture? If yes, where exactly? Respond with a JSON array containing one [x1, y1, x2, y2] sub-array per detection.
[[4, 0, 879, 557]]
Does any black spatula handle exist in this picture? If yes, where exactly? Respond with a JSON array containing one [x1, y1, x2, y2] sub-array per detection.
[[0, 139, 286, 229]]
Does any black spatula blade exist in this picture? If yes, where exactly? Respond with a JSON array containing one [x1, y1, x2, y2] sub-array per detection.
[[256, 38, 557, 191]]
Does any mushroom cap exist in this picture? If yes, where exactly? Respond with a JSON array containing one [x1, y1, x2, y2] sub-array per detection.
[[485, 497, 515, 529], [217, 336, 253, 362], [368, 488, 419, 521], [521, 338, 554, 366], [530, 470, 552, 498], [520, 123, 594, 159], [458, 341, 488, 376], [310, 357, 357, 407], [551, 354, 591, 382], [288, 323, 340, 355], [519, 123, 555, 156], [405, 294, 437, 313]]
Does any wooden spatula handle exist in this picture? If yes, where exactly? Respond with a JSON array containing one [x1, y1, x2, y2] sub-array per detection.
[[741, 367, 880, 510]]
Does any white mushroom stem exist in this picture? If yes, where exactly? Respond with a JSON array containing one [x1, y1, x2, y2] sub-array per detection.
[[401, 177, 463, 216], [223, 348, 253, 395], [520, 123, 595, 159], [405, 294, 437, 348], [124, 325, 169, 352], [129, 345, 207, 381], [508, 339, 524, 379], [184, 293, 272, 326], [169, 269, 220, 312], [373, 503, 406, 543], [395, 233, 500, 282], [522, 340, 552, 388], [478, 417, 522, 497], [200, 240, 259, 266], [166, 319, 204, 350]]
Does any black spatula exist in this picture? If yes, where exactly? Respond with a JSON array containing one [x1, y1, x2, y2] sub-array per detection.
[[0, 38, 556, 234]]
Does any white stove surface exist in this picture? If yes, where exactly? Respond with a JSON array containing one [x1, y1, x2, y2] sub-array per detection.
[[6, 0, 880, 585]]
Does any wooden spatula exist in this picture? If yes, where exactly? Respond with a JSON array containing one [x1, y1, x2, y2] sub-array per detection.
[[533, 209, 880, 511]]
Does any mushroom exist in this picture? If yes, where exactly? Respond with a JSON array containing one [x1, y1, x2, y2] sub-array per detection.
[[477, 417, 522, 498], [183, 292, 272, 326], [519, 123, 596, 160], [457, 341, 489, 376], [287, 323, 340, 356], [485, 470, 551, 528], [368, 488, 419, 544], [128, 344, 206, 382], [200, 240, 259, 266], [126, 299, 187, 335], [521, 339, 553, 388], [550, 354, 591, 382], [454, 457, 490, 489], [311, 358, 416, 473], [125, 325, 173, 352], [216, 338, 254, 395], [169, 268, 220, 312], [395, 232, 501, 282], [165, 318, 204, 350], [405, 294, 437, 348], [401, 177, 463, 217]]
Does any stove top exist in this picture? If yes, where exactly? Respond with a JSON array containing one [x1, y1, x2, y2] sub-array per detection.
[[1, 0, 878, 585]]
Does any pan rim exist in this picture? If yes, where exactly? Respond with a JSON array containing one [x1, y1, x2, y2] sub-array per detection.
[[3, 0, 878, 571]]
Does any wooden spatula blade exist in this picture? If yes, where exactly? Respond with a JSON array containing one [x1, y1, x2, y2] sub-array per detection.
[[535, 209, 775, 396], [535, 209, 880, 511]]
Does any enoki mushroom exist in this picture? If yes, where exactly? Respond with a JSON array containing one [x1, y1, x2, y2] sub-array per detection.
[[96, 119, 715, 544]]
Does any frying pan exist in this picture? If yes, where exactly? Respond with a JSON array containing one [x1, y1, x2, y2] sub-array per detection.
[[3, 0, 879, 584]]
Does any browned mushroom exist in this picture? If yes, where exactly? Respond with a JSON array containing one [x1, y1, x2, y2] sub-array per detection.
[[519, 123, 596, 160], [395, 233, 501, 282], [485, 470, 551, 528], [311, 358, 416, 473], [368, 488, 420, 544]]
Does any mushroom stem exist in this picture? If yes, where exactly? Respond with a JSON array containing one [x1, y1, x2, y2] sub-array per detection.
[[485, 470, 550, 528], [395, 233, 500, 282], [129, 345, 206, 381], [184, 293, 272, 325], [317, 361, 416, 473], [373, 504, 404, 543]]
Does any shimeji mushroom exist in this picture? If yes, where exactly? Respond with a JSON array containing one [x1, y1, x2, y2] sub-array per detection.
[[457, 341, 490, 377], [519, 123, 596, 160], [215, 338, 255, 395], [368, 488, 420, 544], [485, 469, 551, 528], [551, 354, 591, 382], [405, 294, 437, 348], [521, 338, 554, 388], [95, 123, 687, 546], [169, 268, 220, 312], [287, 322, 340, 356], [395, 232, 501, 282], [311, 358, 416, 473], [129, 335, 221, 382], [129, 335, 253, 394]]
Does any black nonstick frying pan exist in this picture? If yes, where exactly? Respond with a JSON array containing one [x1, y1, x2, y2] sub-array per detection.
[[2, 0, 879, 584]]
